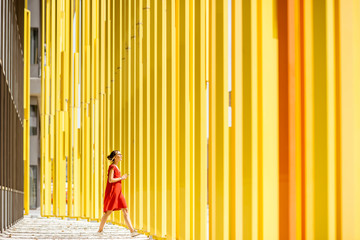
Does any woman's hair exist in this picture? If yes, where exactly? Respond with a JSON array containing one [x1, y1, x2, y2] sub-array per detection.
[[107, 150, 121, 162]]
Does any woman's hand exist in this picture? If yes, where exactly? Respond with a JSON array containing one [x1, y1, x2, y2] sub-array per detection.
[[122, 174, 129, 180]]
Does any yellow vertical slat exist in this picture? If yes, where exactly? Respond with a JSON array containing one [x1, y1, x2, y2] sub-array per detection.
[[194, 0, 207, 238], [84, 0, 90, 219], [44, 0, 51, 216], [121, 0, 127, 221], [85, 43, 91, 218], [59, 4, 64, 219], [209, 0, 229, 239], [189, 0, 195, 238], [353, 1, 360, 238], [294, 0, 303, 238], [242, 0, 252, 238], [261, 0, 279, 238], [122, 0, 131, 225], [251, 0, 260, 238], [55, 110, 59, 216], [130, 0, 136, 226], [63, 4, 70, 207], [177, 0, 190, 239], [40, 0, 45, 217], [142, 0, 151, 233], [95, 0, 102, 221], [80, 0, 85, 218], [73, 0, 80, 219], [155, 0, 166, 237], [149, 0, 156, 235], [106, 0, 112, 222], [166, 0, 176, 238], [110, 12, 115, 220], [44, 66, 51, 215], [304, 0, 314, 238], [75, 0, 79, 52], [340, 0, 358, 239], [67, 0, 73, 217], [59, 110, 66, 217], [313, 0, 328, 237], [109, 0, 113, 222], [99, 1, 109, 221], [231, 0, 242, 239], [94, 33, 100, 222], [74, 53, 80, 217], [135, 0, 144, 231], [113, 0, 121, 224], [94, 95, 100, 221], [50, 0, 56, 217], [89, 0, 96, 220], [175, 0, 180, 236], [23, 9, 31, 216], [54, 0, 61, 216], [120, 0, 126, 226], [326, 0, 336, 238], [125, 0, 131, 223], [79, 0, 83, 219], [110, 0, 115, 154]]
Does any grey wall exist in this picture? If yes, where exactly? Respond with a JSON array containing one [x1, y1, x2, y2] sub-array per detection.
[[28, 0, 42, 210], [28, 0, 41, 28], [28, 0, 42, 78]]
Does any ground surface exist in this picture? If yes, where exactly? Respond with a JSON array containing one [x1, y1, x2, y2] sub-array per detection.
[[0, 208, 150, 239]]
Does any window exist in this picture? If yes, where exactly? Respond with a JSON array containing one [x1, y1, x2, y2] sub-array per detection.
[[30, 28, 39, 64], [30, 165, 38, 209], [30, 105, 37, 135]]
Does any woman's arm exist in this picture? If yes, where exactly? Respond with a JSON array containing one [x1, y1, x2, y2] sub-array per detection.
[[108, 169, 127, 183]]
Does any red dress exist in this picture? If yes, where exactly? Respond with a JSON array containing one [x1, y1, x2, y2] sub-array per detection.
[[103, 164, 127, 212]]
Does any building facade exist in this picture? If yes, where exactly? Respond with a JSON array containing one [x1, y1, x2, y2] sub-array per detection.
[[28, 0, 42, 210], [0, 0, 25, 233]]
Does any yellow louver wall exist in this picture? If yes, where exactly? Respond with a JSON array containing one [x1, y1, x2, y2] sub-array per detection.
[[38, 0, 360, 239]]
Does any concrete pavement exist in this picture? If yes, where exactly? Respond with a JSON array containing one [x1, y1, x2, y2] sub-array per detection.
[[0, 209, 150, 239]]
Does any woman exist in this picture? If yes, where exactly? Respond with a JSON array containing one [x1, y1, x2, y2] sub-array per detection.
[[97, 150, 140, 237]]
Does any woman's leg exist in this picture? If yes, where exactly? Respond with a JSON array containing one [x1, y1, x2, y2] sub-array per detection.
[[121, 208, 135, 232], [98, 210, 112, 232]]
